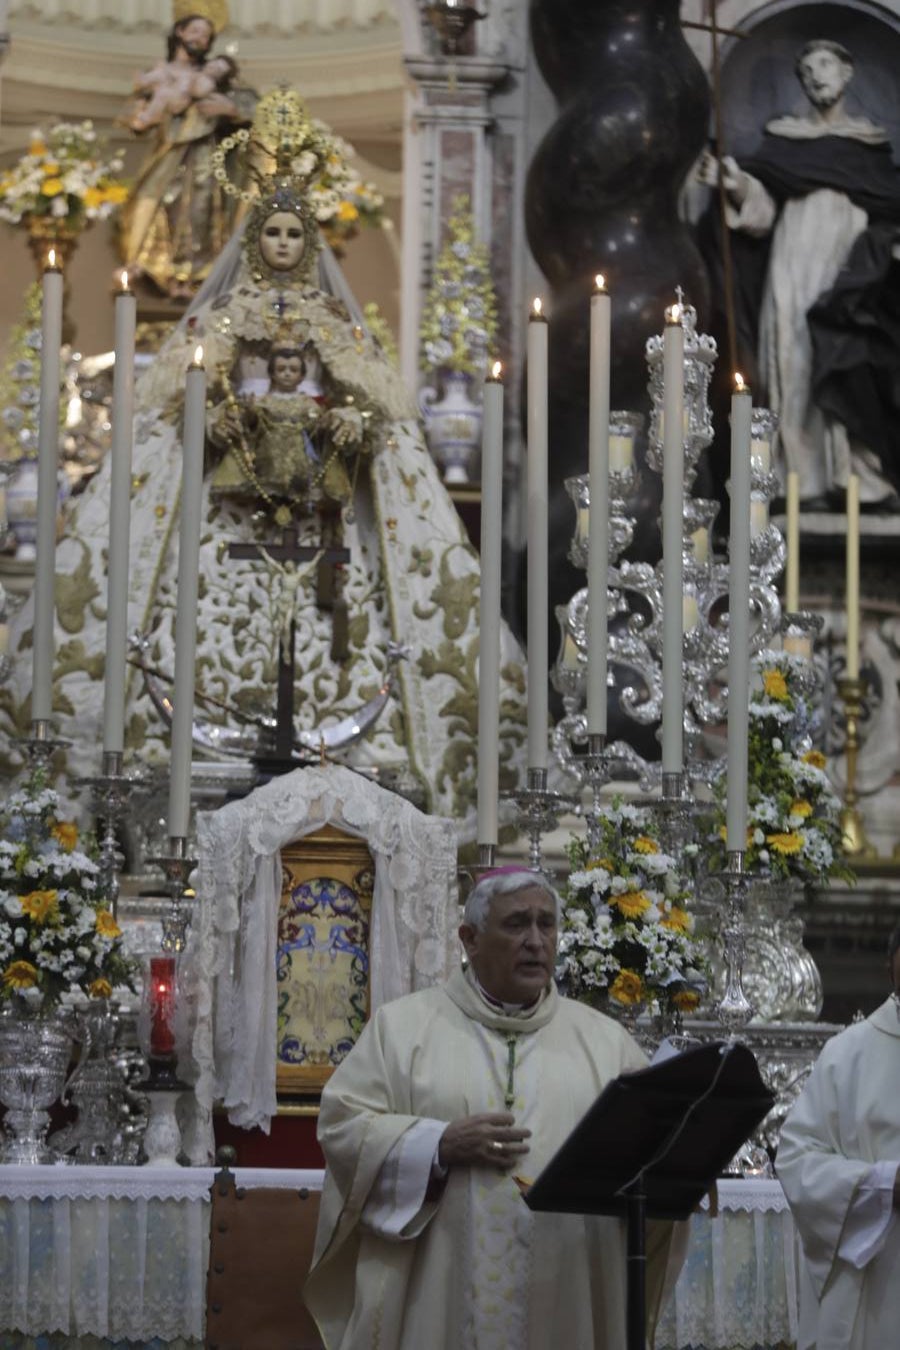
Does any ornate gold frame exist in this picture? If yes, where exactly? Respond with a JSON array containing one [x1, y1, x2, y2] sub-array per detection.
[[275, 823, 374, 1096]]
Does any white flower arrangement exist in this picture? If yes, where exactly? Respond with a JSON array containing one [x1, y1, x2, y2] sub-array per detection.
[[704, 651, 853, 887], [305, 122, 384, 253], [419, 194, 498, 377], [0, 121, 127, 229], [559, 800, 706, 1015], [0, 768, 138, 1009]]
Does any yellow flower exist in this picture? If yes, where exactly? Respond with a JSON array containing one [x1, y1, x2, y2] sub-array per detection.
[[802, 750, 827, 770], [672, 988, 701, 1012], [790, 799, 813, 819], [101, 183, 128, 205], [40, 178, 65, 196], [587, 857, 614, 873], [633, 835, 659, 855], [88, 978, 112, 999], [610, 969, 644, 1006], [2, 960, 39, 990], [337, 200, 359, 223], [52, 821, 78, 851], [29, 140, 47, 156], [612, 890, 650, 919], [95, 910, 122, 939], [661, 906, 691, 933], [82, 186, 104, 209], [762, 668, 789, 701], [766, 832, 804, 855], [21, 889, 59, 924], [42, 161, 61, 176]]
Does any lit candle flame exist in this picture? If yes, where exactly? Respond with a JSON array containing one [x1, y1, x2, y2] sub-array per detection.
[[193, 344, 204, 366], [491, 360, 502, 380], [532, 297, 543, 317], [47, 248, 57, 270], [595, 273, 607, 292], [667, 303, 681, 324], [119, 270, 129, 292], [734, 371, 746, 392]]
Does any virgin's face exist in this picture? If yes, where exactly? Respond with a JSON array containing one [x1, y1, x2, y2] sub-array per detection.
[[259, 212, 306, 271]]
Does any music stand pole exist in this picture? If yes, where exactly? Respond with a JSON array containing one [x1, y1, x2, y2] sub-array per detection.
[[626, 1174, 647, 1350]]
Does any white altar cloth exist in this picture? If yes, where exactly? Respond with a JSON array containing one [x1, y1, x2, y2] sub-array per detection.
[[0, 1169, 798, 1348], [0, 1164, 323, 1345], [656, 1178, 799, 1350]]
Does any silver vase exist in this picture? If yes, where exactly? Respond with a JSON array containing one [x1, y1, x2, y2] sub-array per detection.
[[0, 1005, 74, 1163], [49, 999, 122, 1163]]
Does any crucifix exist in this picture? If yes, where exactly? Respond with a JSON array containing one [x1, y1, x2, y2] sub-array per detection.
[[228, 523, 350, 771]]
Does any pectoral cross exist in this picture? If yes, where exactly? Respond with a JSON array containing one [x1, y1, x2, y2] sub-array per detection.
[[228, 524, 350, 771]]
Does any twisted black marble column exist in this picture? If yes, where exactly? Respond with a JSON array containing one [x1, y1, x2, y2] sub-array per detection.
[[521, 0, 711, 728]]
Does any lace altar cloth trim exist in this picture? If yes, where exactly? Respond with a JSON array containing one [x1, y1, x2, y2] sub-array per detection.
[[0, 1163, 324, 1201], [0, 1166, 325, 1341], [657, 1181, 798, 1349], [705, 1179, 789, 1213]]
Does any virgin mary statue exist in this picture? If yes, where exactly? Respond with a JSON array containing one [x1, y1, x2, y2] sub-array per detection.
[[0, 89, 527, 826]]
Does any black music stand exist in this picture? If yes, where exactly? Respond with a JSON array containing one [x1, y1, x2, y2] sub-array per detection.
[[525, 1040, 775, 1350]]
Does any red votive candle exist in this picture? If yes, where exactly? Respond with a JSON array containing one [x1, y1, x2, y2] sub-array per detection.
[[149, 955, 177, 1057]]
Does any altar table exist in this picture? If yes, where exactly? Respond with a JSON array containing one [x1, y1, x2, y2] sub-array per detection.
[[0, 1168, 799, 1348]]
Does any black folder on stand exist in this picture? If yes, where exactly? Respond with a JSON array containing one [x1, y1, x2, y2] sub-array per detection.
[[525, 1040, 775, 1350]]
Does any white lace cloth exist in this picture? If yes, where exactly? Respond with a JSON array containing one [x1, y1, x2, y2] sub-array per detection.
[[656, 1179, 798, 1350], [181, 764, 459, 1159], [0, 1168, 791, 1346], [0, 1164, 323, 1343]]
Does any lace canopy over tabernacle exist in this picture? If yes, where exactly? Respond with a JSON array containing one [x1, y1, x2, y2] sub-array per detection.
[[182, 764, 459, 1156]]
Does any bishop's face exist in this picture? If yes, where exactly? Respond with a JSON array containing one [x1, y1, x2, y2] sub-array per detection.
[[460, 885, 558, 1005], [259, 212, 306, 271], [798, 47, 853, 109]]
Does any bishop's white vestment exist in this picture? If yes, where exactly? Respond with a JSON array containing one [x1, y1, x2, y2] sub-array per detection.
[[776, 996, 900, 1350], [305, 969, 675, 1349]]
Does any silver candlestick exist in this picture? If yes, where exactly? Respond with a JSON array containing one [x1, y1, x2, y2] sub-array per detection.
[[502, 768, 577, 872], [148, 835, 197, 954], [75, 751, 145, 920], [716, 850, 756, 1034]]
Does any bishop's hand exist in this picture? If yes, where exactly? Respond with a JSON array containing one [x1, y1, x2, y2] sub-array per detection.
[[438, 1112, 531, 1171]]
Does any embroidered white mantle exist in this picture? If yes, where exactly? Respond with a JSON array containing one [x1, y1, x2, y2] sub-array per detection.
[[183, 764, 459, 1158]]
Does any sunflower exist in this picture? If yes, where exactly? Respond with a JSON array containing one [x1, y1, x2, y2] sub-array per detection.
[[88, 978, 113, 999], [610, 969, 644, 1006], [21, 889, 59, 924], [766, 832, 804, 856], [52, 821, 78, 851], [632, 835, 660, 855], [661, 906, 691, 933], [2, 960, 39, 990], [611, 890, 650, 919], [790, 799, 813, 819], [673, 988, 702, 1012], [802, 749, 827, 770], [762, 668, 789, 701], [95, 910, 122, 939]]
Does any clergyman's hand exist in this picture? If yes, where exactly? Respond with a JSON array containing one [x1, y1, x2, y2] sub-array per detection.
[[438, 1112, 531, 1171]]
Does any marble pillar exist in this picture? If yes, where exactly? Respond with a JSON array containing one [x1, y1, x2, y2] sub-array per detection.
[[520, 0, 711, 681]]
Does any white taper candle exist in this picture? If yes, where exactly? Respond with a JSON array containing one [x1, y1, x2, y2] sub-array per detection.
[[726, 375, 753, 852], [661, 304, 685, 774], [102, 274, 137, 756], [167, 347, 206, 840], [785, 471, 800, 612], [587, 275, 611, 735], [526, 299, 549, 772], [846, 475, 860, 681], [32, 252, 64, 723], [477, 362, 504, 846]]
